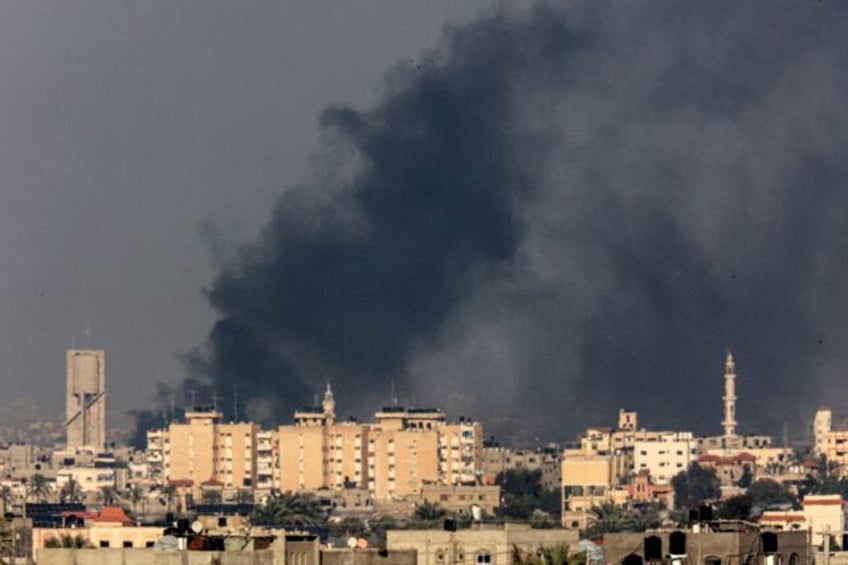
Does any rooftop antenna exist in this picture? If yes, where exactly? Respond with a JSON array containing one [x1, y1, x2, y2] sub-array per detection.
[[170, 393, 176, 423], [211, 393, 221, 412], [233, 384, 239, 423], [391, 378, 398, 407], [85, 323, 92, 348], [189, 389, 197, 412]]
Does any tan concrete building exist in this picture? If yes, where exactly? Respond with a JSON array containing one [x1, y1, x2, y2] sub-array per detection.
[[146, 409, 259, 498], [604, 528, 807, 565], [814, 407, 833, 456], [369, 426, 440, 501], [388, 523, 579, 565], [761, 494, 846, 547], [419, 485, 501, 516], [632, 432, 696, 485], [561, 454, 616, 530], [276, 392, 482, 503], [65, 349, 106, 450]]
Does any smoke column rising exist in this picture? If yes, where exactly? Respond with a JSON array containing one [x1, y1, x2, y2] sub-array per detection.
[[170, 2, 848, 443]]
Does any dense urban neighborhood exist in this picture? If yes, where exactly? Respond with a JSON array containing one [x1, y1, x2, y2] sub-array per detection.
[[0, 349, 845, 565]]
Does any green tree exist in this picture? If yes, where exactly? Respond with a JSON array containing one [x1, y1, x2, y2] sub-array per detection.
[[59, 478, 83, 504], [496, 469, 561, 521], [586, 502, 629, 537], [201, 489, 223, 504], [671, 463, 720, 509], [100, 486, 119, 507], [27, 473, 51, 503], [717, 494, 752, 520], [414, 501, 446, 521], [127, 484, 145, 516], [0, 485, 14, 511], [737, 465, 753, 488], [746, 479, 795, 509], [160, 484, 177, 514], [250, 491, 327, 527], [627, 503, 662, 532], [45, 534, 91, 548]]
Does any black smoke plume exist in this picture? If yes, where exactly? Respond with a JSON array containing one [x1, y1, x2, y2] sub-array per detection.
[[136, 1, 848, 445]]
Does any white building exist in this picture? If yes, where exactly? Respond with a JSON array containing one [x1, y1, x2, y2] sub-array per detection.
[[632, 431, 696, 485]]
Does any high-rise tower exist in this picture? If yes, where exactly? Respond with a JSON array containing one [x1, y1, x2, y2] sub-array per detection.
[[722, 351, 738, 438], [65, 349, 106, 450]]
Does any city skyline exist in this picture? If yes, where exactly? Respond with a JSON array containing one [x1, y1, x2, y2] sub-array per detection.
[[2, 2, 848, 443]]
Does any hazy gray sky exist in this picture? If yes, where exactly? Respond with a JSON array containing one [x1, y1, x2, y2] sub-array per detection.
[[0, 1, 494, 428]]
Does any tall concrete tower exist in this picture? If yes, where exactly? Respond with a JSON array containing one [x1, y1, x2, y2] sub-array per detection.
[[65, 349, 106, 450], [722, 350, 738, 438]]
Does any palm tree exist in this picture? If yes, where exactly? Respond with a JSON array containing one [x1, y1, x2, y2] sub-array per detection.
[[127, 484, 145, 516], [250, 491, 327, 527], [626, 503, 662, 532], [234, 488, 253, 505], [414, 501, 446, 522], [27, 473, 51, 503], [160, 484, 177, 514], [59, 478, 83, 504], [586, 502, 629, 537], [100, 486, 119, 507], [0, 485, 14, 511]]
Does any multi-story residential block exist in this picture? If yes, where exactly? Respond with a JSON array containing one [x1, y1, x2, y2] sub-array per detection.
[[481, 443, 561, 491], [561, 454, 617, 530], [760, 494, 845, 547], [274, 388, 482, 503], [814, 407, 833, 456], [439, 421, 483, 486], [632, 431, 696, 485], [145, 408, 259, 498]]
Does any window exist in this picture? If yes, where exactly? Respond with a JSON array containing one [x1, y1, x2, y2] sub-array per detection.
[[476, 552, 491, 564], [123, 541, 133, 548], [99, 541, 110, 548]]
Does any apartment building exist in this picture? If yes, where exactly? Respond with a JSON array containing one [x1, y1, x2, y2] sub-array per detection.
[[561, 454, 617, 530], [481, 443, 561, 490], [632, 432, 696, 485], [145, 409, 259, 498], [275, 390, 482, 502]]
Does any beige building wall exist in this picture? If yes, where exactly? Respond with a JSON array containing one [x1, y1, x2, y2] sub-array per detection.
[[370, 428, 439, 501], [65, 349, 106, 450], [632, 432, 695, 485], [388, 524, 579, 565], [325, 423, 369, 489], [814, 408, 833, 457], [167, 411, 218, 494], [279, 424, 326, 491], [561, 455, 614, 529], [439, 422, 482, 486], [804, 494, 845, 546], [151, 410, 260, 498], [214, 422, 258, 489]]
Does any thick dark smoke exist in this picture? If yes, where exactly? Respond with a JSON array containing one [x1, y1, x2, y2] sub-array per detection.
[[137, 1, 848, 445]]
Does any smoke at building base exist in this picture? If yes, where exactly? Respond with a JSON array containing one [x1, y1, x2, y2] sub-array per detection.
[[133, 2, 848, 446]]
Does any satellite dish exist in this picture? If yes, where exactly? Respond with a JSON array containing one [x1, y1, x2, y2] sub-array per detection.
[[347, 537, 358, 549], [191, 521, 203, 534]]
